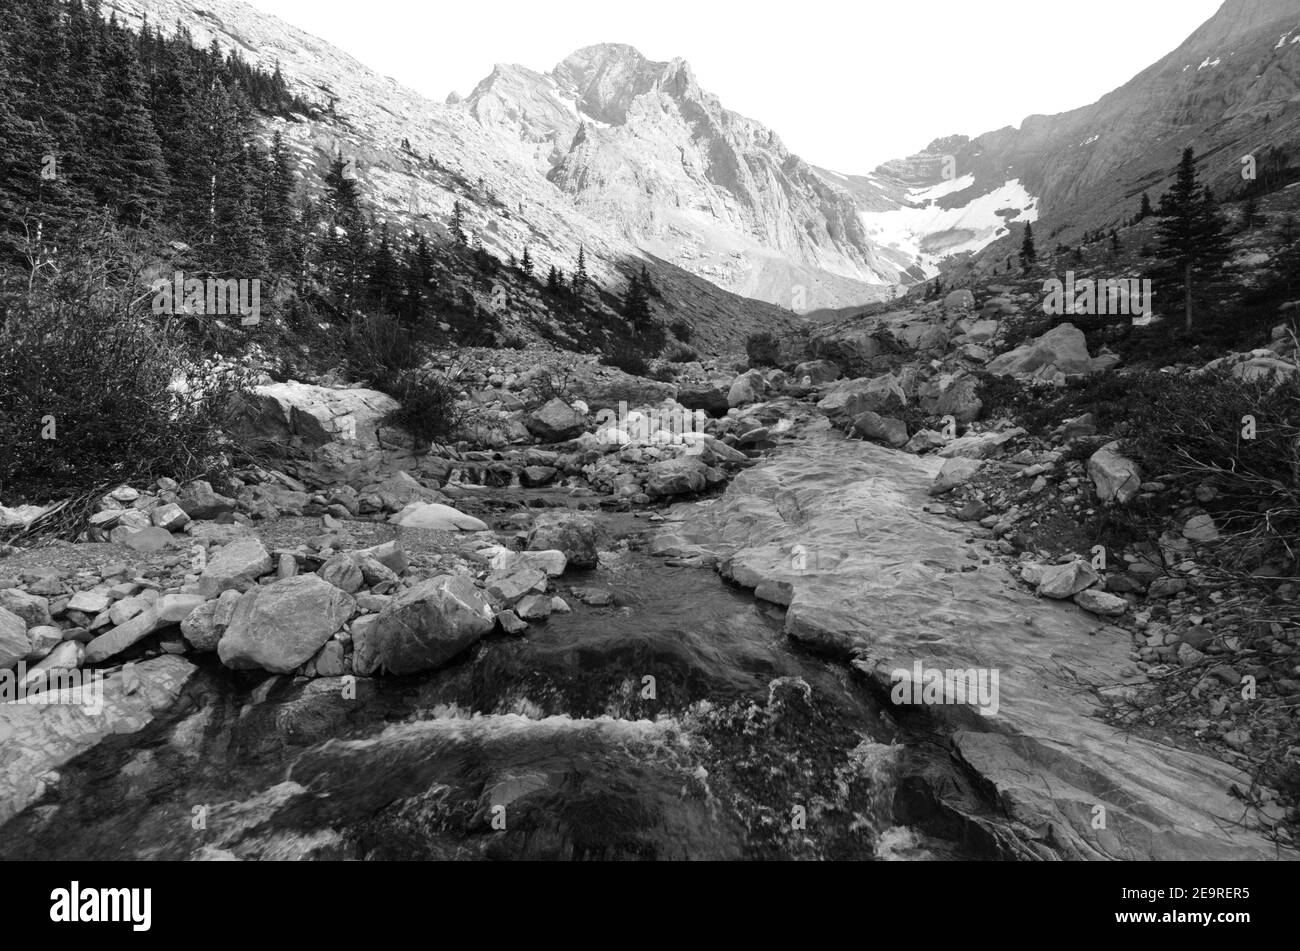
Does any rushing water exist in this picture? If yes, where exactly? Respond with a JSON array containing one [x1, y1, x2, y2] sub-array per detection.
[[0, 514, 994, 861]]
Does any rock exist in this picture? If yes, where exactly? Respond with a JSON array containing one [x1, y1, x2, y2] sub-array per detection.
[[318, 554, 366, 594], [645, 458, 708, 498], [569, 586, 613, 606], [1037, 561, 1101, 600], [363, 471, 443, 512], [496, 610, 529, 634], [527, 511, 599, 568], [938, 428, 1025, 460], [520, 465, 559, 487], [356, 541, 409, 575], [727, 369, 766, 408], [676, 378, 732, 416], [1088, 442, 1142, 504], [198, 537, 274, 598], [150, 502, 191, 532], [177, 481, 237, 520], [851, 412, 909, 448], [390, 502, 489, 532], [515, 593, 553, 621], [66, 588, 113, 615], [944, 289, 975, 312], [930, 457, 984, 496], [180, 600, 222, 652], [217, 575, 356, 674], [233, 382, 400, 452], [793, 360, 841, 385], [372, 575, 495, 675], [0, 589, 51, 628], [1148, 577, 1188, 599], [157, 593, 207, 624], [526, 398, 587, 442], [987, 323, 1094, 379], [0, 607, 28, 670], [84, 608, 172, 664], [499, 550, 567, 578], [933, 375, 983, 423], [1074, 589, 1128, 617], [486, 567, 548, 605], [119, 527, 174, 552], [1183, 514, 1219, 543]]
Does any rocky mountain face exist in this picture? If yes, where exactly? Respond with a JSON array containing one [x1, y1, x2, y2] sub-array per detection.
[[908, 0, 1300, 277], [460, 44, 909, 311], [102, 0, 795, 354]]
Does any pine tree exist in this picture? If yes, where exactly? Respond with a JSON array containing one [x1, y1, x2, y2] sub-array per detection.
[[545, 265, 560, 292], [323, 153, 361, 219], [1154, 148, 1231, 331], [622, 271, 651, 323], [1138, 192, 1154, 221], [450, 200, 466, 245], [520, 245, 533, 277], [1019, 222, 1037, 272], [573, 246, 589, 291]]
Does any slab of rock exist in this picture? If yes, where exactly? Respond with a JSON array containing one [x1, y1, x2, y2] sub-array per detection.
[[234, 382, 400, 451], [84, 607, 174, 664], [851, 412, 909, 448], [390, 502, 489, 532], [486, 567, 548, 605], [987, 323, 1094, 379], [0, 655, 197, 825], [372, 575, 495, 675], [0, 607, 28, 670], [217, 575, 356, 674], [177, 480, 237, 519], [199, 537, 273, 598], [930, 457, 984, 496], [645, 458, 708, 498]]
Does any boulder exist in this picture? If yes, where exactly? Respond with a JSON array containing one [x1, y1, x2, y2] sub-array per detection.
[[645, 458, 708, 498], [527, 511, 599, 568], [233, 382, 400, 452], [0, 589, 51, 628], [793, 360, 841, 385], [0, 607, 28, 670], [851, 412, 909, 448], [1074, 588, 1128, 617], [1088, 442, 1142, 504], [390, 502, 489, 532], [944, 289, 976, 312], [933, 375, 983, 424], [217, 574, 356, 674], [987, 323, 1094, 380], [372, 575, 495, 675], [1037, 561, 1100, 600], [177, 480, 237, 520], [727, 370, 767, 408], [676, 379, 732, 416], [526, 398, 587, 442], [198, 537, 274, 598]]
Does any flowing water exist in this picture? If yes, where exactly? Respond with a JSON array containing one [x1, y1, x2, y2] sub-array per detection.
[[0, 512, 996, 861]]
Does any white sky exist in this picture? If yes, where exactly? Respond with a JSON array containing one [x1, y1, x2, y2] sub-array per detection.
[[244, 0, 1224, 173]]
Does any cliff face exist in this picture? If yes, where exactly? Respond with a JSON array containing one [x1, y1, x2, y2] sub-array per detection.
[[463, 44, 904, 310]]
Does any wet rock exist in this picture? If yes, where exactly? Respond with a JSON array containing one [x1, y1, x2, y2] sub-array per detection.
[[1088, 442, 1142, 504], [199, 537, 273, 598], [569, 586, 613, 607], [218, 575, 356, 674], [515, 593, 553, 621], [527, 511, 598, 568], [372, 575, 495, 675], [1037, 561, 1100, 600], [390, 502, 489, 532], [495, 611, 528, 635]]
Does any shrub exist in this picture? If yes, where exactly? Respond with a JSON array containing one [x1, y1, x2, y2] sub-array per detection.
[[746, 331, 781, 368], [0, 226, 248, 506], [670, 319, 693, 344], [382, 369, 462, 447], [346, 310, 424, 392]]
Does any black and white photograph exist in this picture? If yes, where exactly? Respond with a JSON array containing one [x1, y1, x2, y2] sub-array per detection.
[[0, 0, 1295, 921]]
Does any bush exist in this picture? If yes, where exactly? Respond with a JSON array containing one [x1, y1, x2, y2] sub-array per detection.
[[0, 226, 248, 506], [346, 310, 424, 392], [382, 369, 461, 447], [746, 331, 781, 368], [670, 319, 693, 344]]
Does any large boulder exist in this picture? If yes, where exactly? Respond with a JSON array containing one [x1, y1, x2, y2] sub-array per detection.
[[1037, 561, 1101, 600], [987, 323, 1094, 380], [817, 374, 905, 421], [217, 574, 356, 674], [932, 374, 984, 424], [0, 589, 51, 628], [526, 398, 587, 442], [527, 511, 599, 568], [1088, 442, 1142, 504], [372, 575, 495, 675], [944, 289, 976, 313], [793, 360, 842, 385], [676, 378, 732, 416], [645, 458, 708, 498], [728, 370, 767, 408], [233, 382, 400, 452], [851, 412, 909, 448]]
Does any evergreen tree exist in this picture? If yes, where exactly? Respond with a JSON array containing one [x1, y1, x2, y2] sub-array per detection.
[[450, 200, 466, 245], [1154, 148, 1231, 331], [520, 245, 533, 277], [622, 271, 651, 323], [573, 246, 588, 291], [545, 265, 560, 292], [1138, 192, 1154, 221], [1019, 222, 1036, 271]]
